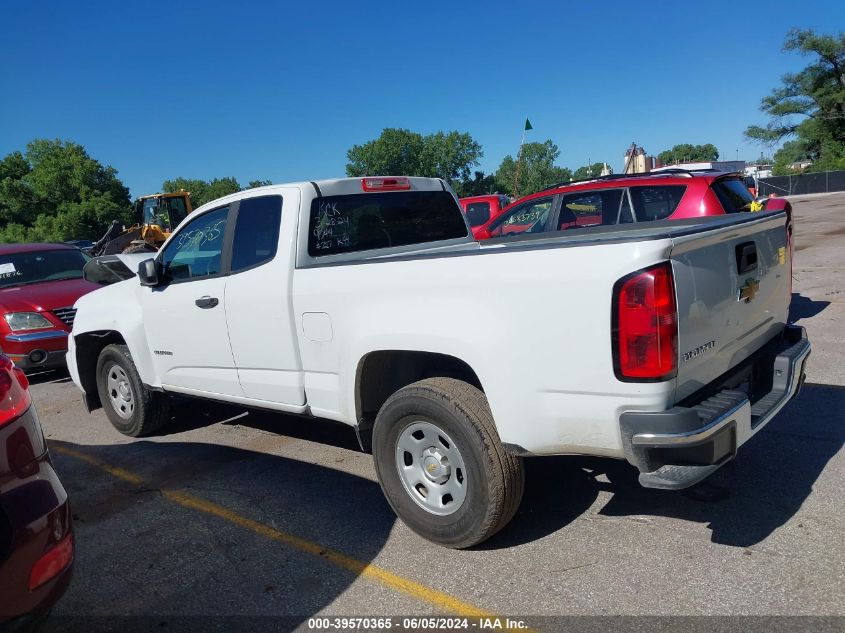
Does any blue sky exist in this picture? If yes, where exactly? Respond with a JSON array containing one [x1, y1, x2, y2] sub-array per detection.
[[2, 1, 843, 197]]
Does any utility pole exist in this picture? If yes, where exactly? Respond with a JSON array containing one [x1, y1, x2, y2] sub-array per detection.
[[623, 142, 637, 174]]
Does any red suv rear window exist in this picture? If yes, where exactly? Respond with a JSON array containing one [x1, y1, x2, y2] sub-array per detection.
[[629, 186, 687, 221], [711, 178, 755, 213]]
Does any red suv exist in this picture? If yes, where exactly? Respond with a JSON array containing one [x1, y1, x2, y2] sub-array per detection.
[[0, 244, 99, 372], [0, 354, 73, 628], [474, 170, 785, 239], [459, 195, 511, 238]]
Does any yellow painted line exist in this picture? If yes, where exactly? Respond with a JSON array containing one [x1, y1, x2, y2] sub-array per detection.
[[57, 445, 145, 486], [54, 445, 494, 618]]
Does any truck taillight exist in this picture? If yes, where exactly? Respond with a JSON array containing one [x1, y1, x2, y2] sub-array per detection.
[[612, 262, 678, 381], [0, 354, 31, 427], [361, 177, 411, 191]]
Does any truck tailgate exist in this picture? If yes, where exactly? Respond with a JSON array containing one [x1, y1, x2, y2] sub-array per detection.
[[671, 211, 791, 401]]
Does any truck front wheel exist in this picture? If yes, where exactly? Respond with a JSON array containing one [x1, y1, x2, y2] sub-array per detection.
[[95, 344, 170, 437], [372, 378, 524, 548]]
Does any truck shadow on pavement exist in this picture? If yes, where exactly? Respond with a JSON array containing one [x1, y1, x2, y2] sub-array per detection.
[[48, 436, 396, 628], [485, 382, 843, 549], [52, 380, 842, 597], [789, 292, 830, 322], [163, 397, 363, 451]]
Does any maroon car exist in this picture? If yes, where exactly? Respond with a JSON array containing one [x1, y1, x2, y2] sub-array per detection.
[[0, 243, 99, 372], [0, 354, 73, 627]]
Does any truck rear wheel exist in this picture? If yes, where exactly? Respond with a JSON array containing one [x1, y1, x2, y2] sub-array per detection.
[[372, 378, 524, 548], [95, 344, 170, 437]]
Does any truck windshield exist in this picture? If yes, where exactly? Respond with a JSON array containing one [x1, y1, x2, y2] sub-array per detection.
[[308, 191, 468, 256], [0, 249, 88, 288]]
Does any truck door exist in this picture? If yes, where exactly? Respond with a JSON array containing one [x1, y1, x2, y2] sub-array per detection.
[[139, 204, 243, 396], [225, 193, 306, 406]]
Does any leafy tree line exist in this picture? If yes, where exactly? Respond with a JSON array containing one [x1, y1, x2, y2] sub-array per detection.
[[657, 143, 719, 165], [0, 139, 272, 243], [162, 177, 272, 208], [346, 129, 597, 198], [0, 140, 132, 243], [345, 129, 733, 198], [746, 28, 845, 175]]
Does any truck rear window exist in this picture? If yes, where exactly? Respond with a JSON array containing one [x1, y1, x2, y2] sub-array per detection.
[[308, 191, 467, 256]]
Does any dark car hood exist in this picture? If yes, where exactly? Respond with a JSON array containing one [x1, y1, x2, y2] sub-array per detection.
[[0, 277, 100, 313]]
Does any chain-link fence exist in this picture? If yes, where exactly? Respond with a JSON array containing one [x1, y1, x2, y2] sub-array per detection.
[[758, 170, 845, 196]]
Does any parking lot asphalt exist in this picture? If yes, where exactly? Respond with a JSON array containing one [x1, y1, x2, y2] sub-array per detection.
[[29, 194, 845, 627]]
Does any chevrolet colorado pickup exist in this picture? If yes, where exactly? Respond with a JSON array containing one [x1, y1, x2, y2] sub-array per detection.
[[67, 176, 810, 548]]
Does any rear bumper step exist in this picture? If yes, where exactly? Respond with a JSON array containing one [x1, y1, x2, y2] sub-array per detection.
[[638, 464, 721, 490], [620, 325, 810, 489]]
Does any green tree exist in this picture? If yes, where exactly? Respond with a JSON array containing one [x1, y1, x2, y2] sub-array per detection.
[[454, 171, 498, 197], [0, 139, 131, 243], [162, 177, 242, 208], [494, 140, 572, 197], [345, 128, 482, 186], [572, 162, 609, 180], [657, 143, 720, 165], [746, 28, 845, 172], [248, 179, 273, 189]]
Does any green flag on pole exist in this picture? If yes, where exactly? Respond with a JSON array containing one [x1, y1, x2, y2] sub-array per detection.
[[524, 118, 533, 131]]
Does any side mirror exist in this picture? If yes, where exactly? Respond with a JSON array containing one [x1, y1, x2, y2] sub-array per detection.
[[137, 258, 160, 287]]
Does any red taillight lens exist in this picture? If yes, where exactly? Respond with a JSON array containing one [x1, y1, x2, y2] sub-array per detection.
[[361, 177, 411, 191], [0, 354, 32, 428], [613, 263, 678, 381], [29, 532, 74, 590]]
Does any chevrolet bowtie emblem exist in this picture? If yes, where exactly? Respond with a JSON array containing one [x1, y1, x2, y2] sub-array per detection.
[[739, 278, 760, 303]]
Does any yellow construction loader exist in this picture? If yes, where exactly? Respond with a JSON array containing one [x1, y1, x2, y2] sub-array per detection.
[[91, 191, 193, 256]]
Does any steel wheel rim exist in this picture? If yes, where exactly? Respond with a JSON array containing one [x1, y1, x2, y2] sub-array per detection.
[[395, 420, 467, 516], [106, 363, 135, 420]]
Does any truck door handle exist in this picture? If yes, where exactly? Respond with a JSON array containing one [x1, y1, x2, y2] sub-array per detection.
[[195, 296, 219, 309], [735, 242, 758, 274]]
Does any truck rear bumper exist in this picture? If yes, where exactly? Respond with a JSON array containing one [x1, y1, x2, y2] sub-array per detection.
[[620, 325, 810, 489]]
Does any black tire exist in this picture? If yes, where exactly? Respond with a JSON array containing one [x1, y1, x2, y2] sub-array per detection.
[[372, 377, 524, 548], [95, 344, 170, 437]]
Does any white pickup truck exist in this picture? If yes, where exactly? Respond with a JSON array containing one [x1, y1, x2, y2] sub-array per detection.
[[67, 176, 810, 548]]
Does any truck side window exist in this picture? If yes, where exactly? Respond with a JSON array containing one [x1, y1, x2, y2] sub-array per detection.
[[160, 206, 229, 282], [231, 196, 282, 272]]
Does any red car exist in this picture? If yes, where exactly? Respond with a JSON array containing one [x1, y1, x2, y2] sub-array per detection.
[[0, 243, 99, 372], [458, 194, 511, 238], [474, 170, 791, 239], [0, 354, 73, 627]]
